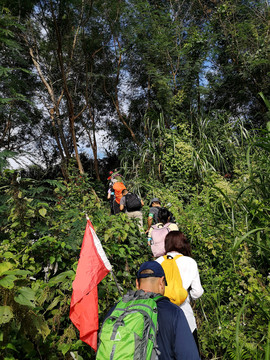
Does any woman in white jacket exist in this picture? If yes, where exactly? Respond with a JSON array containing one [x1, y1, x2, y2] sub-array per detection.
[[156, 231, 204, 350]]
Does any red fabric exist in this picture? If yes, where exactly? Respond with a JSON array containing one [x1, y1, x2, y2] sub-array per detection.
[[113, 182, 126, 204], [70, 220, 110, 352]]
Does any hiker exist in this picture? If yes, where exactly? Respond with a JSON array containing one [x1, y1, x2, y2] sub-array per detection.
[[107, 169, 123, 182], [112, 176, 126, 214], [146, 197, 161, 232], [146, 198, 175, 233], [96, 261, 200, 359], [119, 189, 144, 230], [148, 207, 178, 257], [156, 231, 204, 351], [107, 179, 116, 215]]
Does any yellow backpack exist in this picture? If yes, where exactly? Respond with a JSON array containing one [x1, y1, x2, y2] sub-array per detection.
[[161, 255, 188, 306]]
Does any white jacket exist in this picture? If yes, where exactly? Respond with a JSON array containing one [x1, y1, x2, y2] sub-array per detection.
[[156, 251, 204, 332]]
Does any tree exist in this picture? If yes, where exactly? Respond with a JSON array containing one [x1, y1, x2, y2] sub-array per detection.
[[205, 0, 270, 126], [0, 8, 42, 160]]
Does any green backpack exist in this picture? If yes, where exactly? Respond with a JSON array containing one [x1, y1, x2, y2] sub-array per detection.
[[96, 290, 163, 360]]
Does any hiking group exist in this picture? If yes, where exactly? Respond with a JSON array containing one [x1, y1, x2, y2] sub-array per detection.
[[107, 171, 144, 230], [99, 171, 204, 359]]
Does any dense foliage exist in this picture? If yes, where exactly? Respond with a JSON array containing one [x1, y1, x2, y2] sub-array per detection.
[[1, 0, 270, 359], [1, 125, 270, 359]]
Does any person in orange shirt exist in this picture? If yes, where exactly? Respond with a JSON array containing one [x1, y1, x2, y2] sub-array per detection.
[[112, 176, 126, 214]]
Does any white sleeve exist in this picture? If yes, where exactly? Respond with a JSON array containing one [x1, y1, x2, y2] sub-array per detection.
[[169, 223, 179, 231], [189, 262, 204, 299], [155, 256, 164, 264]]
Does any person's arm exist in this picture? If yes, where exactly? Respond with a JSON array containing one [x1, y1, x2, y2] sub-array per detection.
[[141, 199, 144, 206], [147, 226, 153, 246], [147, 215, 153, 229], [174, 308, 201, 359], [189, 262, 204, 300], [119, 197, 125, 211], [107, 189, 111, 200]]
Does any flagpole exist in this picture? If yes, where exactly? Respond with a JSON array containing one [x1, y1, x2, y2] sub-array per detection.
[[110, 270, 123, 296], [85, 215, 123, 296]]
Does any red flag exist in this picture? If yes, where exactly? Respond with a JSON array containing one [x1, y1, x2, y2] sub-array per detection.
[[70, 219, 112, 351]]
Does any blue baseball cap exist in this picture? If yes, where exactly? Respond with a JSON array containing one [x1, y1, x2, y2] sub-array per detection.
[[137, 261, 167, 286]]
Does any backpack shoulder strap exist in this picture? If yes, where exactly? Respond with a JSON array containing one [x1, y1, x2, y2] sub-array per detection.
[[156, 223, 165, 229], [163, 254, 183, 262], [153, 294, 165, 302], [164, 222, 172, 228], [122, 290, 164, 302], [172, 254, 183, 261]]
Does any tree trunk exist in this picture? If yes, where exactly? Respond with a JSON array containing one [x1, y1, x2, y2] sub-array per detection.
[[70, 118, 84, 174], [105, 35, 140, 146], [81, 118, 100, 180], [51, 0, 85, 174]]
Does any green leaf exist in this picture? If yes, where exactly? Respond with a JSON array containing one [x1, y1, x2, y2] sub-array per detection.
[[0, 306, 13, 324], [0, 275, 17, 289], [2, 252, 14, 259], [233, 228, 265, 252], [32, 314, 50, 340], [39, 208, 47, 217], [6, 343, 18, 352], [49, 256, 55, 264], [14, 287, 36, 308], [46, 296, 61, 311], [0, 262, 13, 276], [48, 270, 74, 286], [259, 92, 270, 111], [119, 247, 125, 256], [10, 221, 20, 228], [212, 185, 232, 207], [58, 343, 71, 355], [6, 269, 31, 276]]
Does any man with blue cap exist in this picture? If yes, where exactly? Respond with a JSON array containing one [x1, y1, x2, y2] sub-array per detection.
[[136, 261, 200, 359], [97, 261, 200, 359]]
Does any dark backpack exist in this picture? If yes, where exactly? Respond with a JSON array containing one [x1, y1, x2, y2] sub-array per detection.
[[125, 193, 142, 212], [149, 207, 175, 224], [96, 290, 163, 360], [168, 210, 176, 223], [149, 207, 159, 224]]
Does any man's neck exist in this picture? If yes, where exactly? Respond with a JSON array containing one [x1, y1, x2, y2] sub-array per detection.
[[135, 289, 162, 297]]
